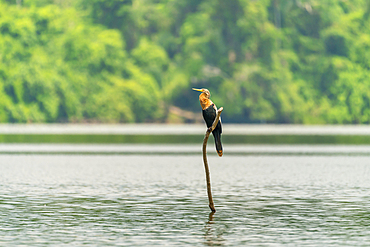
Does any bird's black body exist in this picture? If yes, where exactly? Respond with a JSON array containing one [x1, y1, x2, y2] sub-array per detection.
[[193, 87, 223, 156], [203, 104, 223, 156]]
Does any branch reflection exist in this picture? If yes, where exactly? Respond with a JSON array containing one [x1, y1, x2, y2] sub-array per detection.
[[204, 212, 225, 246]]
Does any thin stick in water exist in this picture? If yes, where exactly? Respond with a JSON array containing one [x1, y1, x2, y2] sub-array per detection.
[[202, 107, 223, 212]]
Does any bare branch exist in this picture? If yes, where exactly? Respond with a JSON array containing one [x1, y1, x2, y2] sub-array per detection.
[[202, 107, 223, 212]]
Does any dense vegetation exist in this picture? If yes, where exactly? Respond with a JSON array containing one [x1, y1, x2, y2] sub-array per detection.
[[1, 0, 370, 124]]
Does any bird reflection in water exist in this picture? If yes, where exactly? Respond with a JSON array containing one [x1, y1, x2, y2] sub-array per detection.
[[204, 212, 225, 246]]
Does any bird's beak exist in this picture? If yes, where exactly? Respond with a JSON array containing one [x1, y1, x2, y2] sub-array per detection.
[[192, 88, 203, 92]]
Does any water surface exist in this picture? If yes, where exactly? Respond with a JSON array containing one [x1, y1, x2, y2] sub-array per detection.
[[1, 147, 370, 246]]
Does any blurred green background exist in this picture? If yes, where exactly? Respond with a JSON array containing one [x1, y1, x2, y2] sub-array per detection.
[[0, 0, 369, 124]]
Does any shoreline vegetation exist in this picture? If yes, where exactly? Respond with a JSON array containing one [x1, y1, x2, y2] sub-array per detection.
[[0, 1, 370, 124]]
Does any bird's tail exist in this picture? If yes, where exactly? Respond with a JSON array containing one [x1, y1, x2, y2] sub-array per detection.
[[213, 131, 223, 157]]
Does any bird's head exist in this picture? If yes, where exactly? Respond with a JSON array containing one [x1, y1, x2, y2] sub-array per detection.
[[192, 88, 210, 98]]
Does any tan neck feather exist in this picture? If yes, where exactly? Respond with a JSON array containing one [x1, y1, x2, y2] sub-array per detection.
[[199, 93, 213, 110]]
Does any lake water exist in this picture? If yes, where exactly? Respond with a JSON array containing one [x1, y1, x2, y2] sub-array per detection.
[[1, 144, 370, 246]]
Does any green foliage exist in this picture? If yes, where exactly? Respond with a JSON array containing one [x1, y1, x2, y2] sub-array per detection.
[[1, 0, 370, 123], [0, 2, 162, 123]]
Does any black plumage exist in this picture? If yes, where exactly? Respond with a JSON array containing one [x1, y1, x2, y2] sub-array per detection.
[[192, 87, 223, 157], [202, 104, 223, 156]]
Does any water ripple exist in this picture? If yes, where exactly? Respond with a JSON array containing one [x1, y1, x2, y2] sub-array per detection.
[[0, 154, 370, 245]]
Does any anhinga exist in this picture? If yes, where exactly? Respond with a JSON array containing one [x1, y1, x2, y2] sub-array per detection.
[[192, 88, 223, 157]]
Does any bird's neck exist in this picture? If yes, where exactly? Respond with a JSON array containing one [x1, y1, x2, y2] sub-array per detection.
[[199, 93, 213, 110]]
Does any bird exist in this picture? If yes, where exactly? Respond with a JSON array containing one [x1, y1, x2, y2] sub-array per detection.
[[192, 88, 223, 157]]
